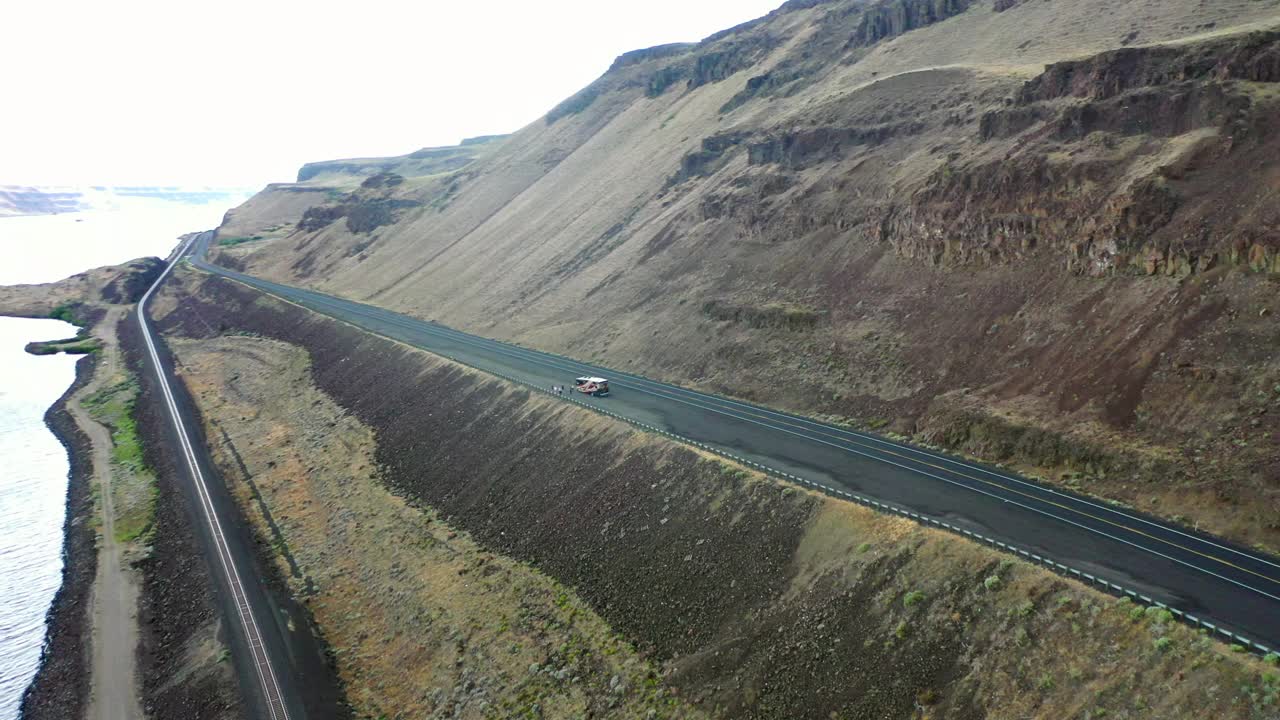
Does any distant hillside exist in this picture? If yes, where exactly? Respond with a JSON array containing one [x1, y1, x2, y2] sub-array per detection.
[[295, 134, 510, 185], [0, 185, 251, 217], [213, 0, 1280, 552], [0, 186, 87, 216]]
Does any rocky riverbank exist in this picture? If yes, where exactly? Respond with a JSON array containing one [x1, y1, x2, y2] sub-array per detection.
[[3, 255, 256, 720], [18, 354, 98, 720]]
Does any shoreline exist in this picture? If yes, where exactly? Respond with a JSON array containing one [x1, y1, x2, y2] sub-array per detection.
[[17, 352, 99, 720]]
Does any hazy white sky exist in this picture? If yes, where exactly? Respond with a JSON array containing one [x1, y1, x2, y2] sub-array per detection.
[[1, 0, 782, 188]]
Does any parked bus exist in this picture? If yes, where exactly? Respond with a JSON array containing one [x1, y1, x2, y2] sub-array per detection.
[[573, 377, 610, 397]]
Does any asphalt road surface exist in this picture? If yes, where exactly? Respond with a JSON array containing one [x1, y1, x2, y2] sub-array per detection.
[[139, 236, 300, 720], [188, 233, 1280, 655]]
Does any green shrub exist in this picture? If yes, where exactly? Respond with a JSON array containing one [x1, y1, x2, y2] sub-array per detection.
[[903, 590, 925, 608], [1265, 652, 1279, 666], [857, 542, 872, 553], [1153, 637, 1173, 652], [983, 575, 1001, 591], [48, 303, 84, 326], [1038, 673, 1055, 691], [217, 234, 265, 247]]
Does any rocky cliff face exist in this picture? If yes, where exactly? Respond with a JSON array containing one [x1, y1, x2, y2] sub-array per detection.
[[214, 0, 1280, 549]]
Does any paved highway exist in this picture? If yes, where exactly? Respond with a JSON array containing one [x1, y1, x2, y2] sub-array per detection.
[[139, 236, 299, 719], [187, 233, 1280, 655]]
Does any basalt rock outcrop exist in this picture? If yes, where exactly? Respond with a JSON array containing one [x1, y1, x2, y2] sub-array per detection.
[[904, 31, 1280, 278]]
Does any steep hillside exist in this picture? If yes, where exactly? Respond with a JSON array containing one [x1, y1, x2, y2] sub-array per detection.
[[213, 136, 510, 249], [214, 0, 1280, 550]]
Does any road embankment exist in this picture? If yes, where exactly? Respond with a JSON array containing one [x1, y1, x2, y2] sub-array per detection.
[[118, 315, 247, 720], [169, 334, 710, 719], [18, 354, 98, 720], [150, 268, 1280, 720], [122, 285, 349, 720]]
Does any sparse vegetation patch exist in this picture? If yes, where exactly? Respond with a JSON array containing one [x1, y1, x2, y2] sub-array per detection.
[[216, 235, 264, 247], [84, 377, 156, 544]]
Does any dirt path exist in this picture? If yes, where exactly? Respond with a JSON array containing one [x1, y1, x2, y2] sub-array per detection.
[[70, 307, 145, 720]]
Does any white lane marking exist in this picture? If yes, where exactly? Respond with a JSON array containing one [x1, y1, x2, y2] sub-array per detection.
[[195, 249, 1277, 654], [141, 237, 291, 720], [252, 285, 1280, 592], [407, 317, 1280, 573]]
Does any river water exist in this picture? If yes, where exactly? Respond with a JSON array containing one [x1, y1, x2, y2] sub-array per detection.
[[0, 198, 242, 719], [0, 319, 78, 720]]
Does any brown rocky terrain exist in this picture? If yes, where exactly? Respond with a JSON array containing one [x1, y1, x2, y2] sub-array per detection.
[[119, 295, 350, 720], [150, 266, 1280, 719], [0, 256, 165, 319], [108, 314, 246, 720], [170, 333, 708, 720], [120, 310, 246, 720], [208, 0, 1280, 553]]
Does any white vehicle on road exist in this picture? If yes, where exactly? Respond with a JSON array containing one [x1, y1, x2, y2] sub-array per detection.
[[573, 376, 610, 397]]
